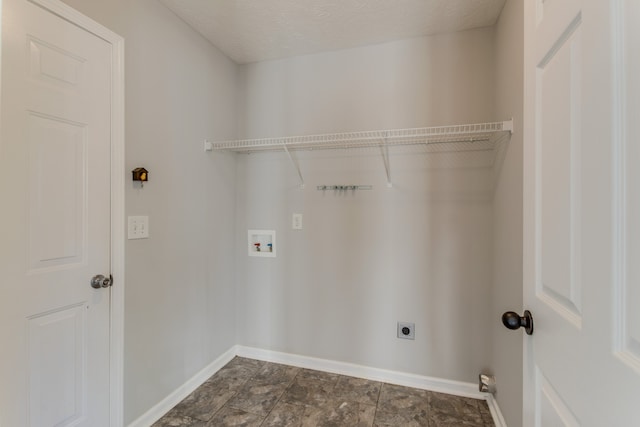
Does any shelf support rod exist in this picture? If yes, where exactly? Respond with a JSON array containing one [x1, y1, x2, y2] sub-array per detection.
[[380, 132, 392, 188], [283, 143, 305, 189]]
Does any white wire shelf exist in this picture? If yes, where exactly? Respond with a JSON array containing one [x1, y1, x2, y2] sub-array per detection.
[[211, 120, 513, 153], [211, 120, 513, 188]]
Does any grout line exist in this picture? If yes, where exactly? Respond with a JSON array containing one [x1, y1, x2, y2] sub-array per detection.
[[372, 380, 383, 425], [257, 361, 302, 426], [206, 357, 264, 423]]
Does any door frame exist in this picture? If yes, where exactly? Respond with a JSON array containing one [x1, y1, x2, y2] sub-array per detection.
[[0, 0, 126, 425]]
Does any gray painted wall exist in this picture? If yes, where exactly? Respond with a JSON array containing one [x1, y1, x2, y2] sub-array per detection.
[[59, 0, 239, 423], [235, 29, 499, 383], [53, 1, 524, 422], [238, 29, 496, 139], [492, 1, 525, 426]]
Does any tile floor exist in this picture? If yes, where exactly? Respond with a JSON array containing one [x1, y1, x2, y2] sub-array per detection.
[[153, 357, 495, 427]]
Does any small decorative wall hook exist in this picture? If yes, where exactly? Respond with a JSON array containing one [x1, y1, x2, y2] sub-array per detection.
[[132, 167, 148, 187]]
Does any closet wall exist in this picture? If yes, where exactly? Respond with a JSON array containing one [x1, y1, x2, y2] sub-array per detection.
[[492, 1, 524, 426], [59, 1, 239, 423], [235, 28, 499, 382]]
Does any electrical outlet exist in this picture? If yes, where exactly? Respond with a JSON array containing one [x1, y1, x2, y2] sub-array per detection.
[[292, 213, 303, 230], [397, 322, 415, 340]]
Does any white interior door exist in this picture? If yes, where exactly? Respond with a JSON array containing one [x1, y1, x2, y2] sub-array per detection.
[[523, 0, 640, 425], [0, 0, 113, 425]]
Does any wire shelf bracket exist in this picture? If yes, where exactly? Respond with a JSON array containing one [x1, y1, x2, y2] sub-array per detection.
[[282, 143, 305, 189], [380, 132, 392, 188]]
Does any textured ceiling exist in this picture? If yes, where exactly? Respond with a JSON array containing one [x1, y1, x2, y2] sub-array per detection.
[[160, 0, 507, 64]]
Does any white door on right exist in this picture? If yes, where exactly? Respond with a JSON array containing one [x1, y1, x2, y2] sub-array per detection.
[[523, 0, 640, 425]]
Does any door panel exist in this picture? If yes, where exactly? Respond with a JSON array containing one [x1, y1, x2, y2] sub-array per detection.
[[537, 16, 582, 325], [28, 304, 87, 426], [524, 0, 584, 424], [0, 0, 112, 425], [29, 37, 85, 87], [525, 0, 640, 425], [536, 370, 579, 427], [28, 113, 87, 270], [616, 0, 640, 372], [526, 3, 584, 425], [534, 0, 581, 62]]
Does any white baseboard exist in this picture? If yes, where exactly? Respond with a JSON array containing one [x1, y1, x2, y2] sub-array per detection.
[[127, 346, 237, 427], [128, 345, 507, 427], [485, 394, 508, 427], [236, 345, 481, 398]]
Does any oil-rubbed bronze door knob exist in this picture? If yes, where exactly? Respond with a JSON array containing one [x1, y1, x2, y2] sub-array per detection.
[[502, 310, 534, 335]]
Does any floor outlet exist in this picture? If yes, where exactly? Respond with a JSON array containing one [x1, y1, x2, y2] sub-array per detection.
[[397, 322, 415, 340]]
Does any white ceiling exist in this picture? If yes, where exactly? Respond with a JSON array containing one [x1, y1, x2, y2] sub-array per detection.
[[160, 0, 507, 64]]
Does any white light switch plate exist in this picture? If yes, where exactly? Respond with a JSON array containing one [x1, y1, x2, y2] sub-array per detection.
[[128, 216, 149, 239], [292, 213, 303, 230]]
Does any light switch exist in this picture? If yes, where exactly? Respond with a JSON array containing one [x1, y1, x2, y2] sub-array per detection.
[[292, 213, 303, 230], [128, 216, 149, 239]]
